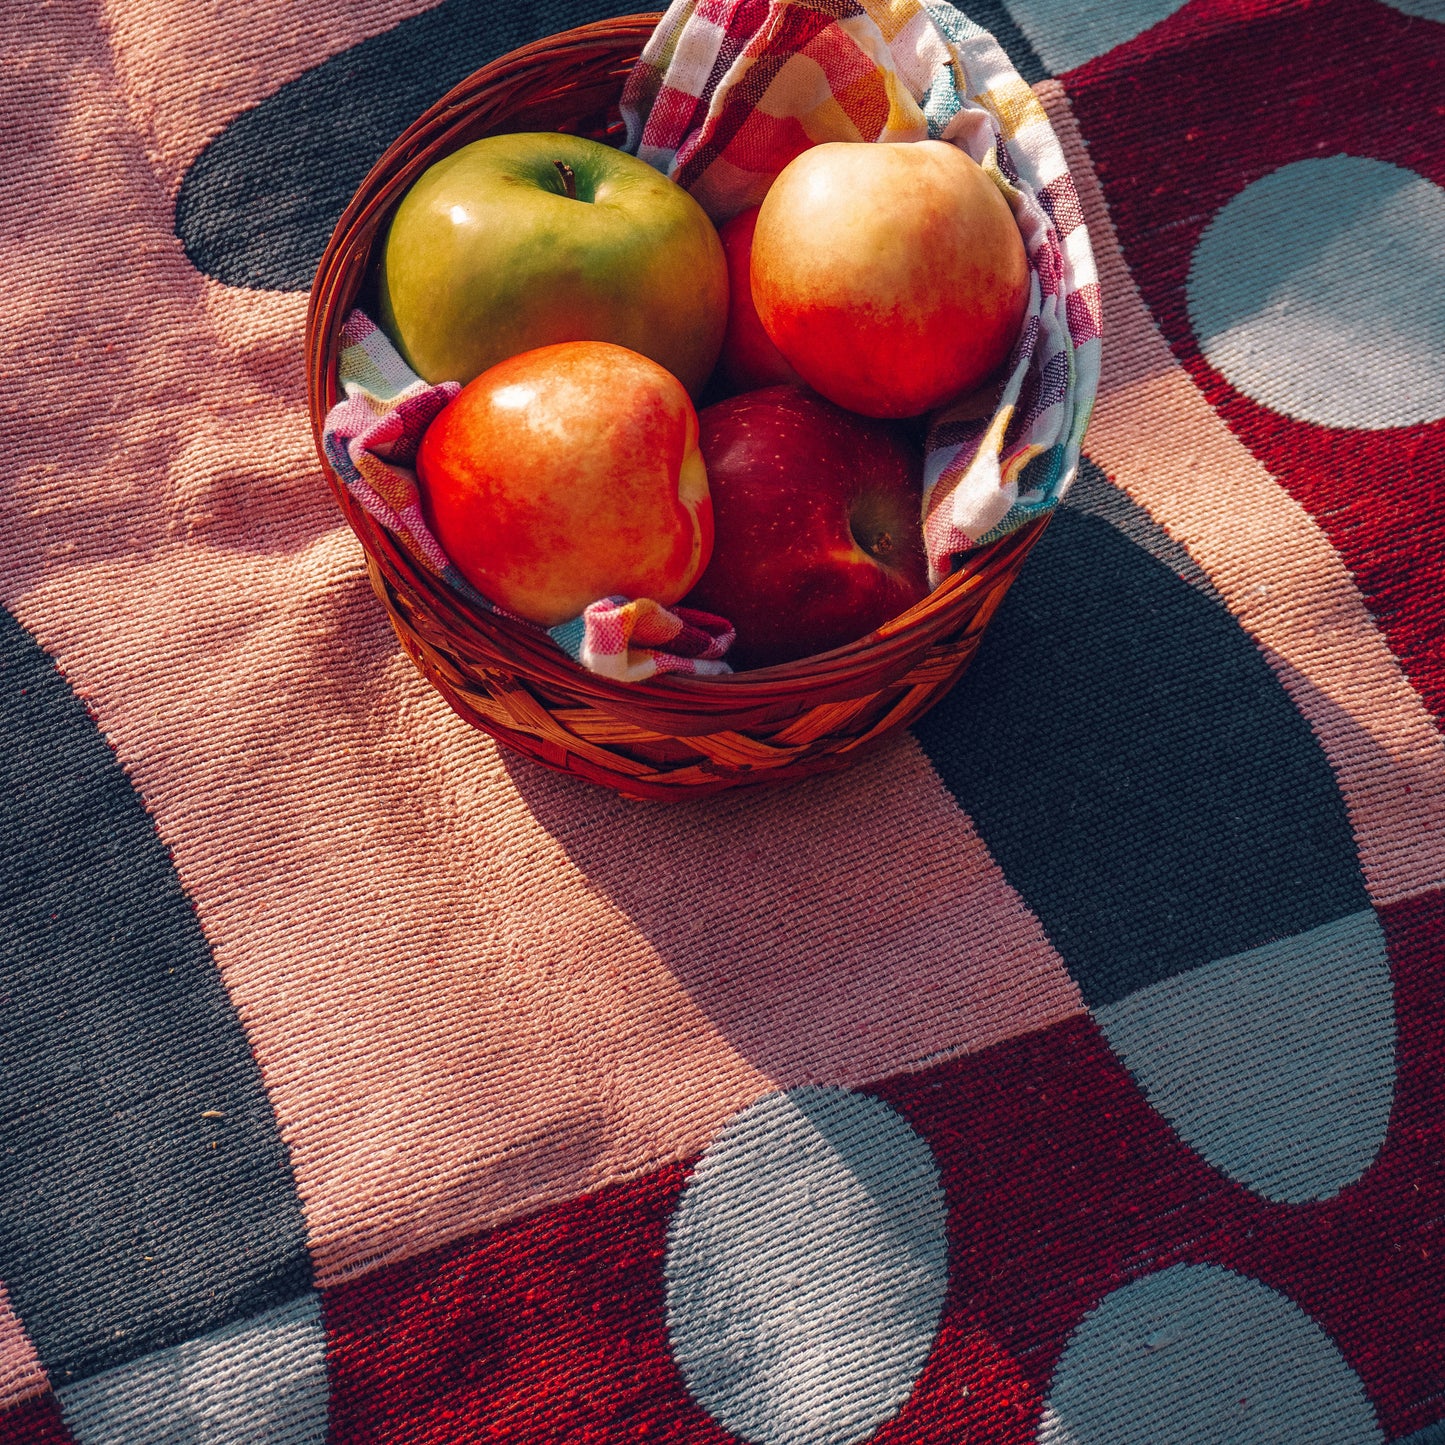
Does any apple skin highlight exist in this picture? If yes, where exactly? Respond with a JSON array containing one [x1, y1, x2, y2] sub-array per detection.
[[751, 140, 1030, 419], [683, 385, 928, 668], [417, 342, 713, 628]]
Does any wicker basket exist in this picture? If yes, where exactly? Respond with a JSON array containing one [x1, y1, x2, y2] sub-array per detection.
[[305, 13, 1051, 802]]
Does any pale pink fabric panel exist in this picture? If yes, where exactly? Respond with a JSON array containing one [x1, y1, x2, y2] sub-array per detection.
[[100, 0, 439, 193], [0, 1283, 48, 1411], [3, 9, 1081, 1285], [1041, 81, 1445, 906], [2, 8, 336, 601], [504, 734, 1084, 1093], [15, 528, 1083, 1281]]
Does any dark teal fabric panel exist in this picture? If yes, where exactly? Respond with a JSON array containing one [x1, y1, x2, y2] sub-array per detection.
[[173, 0, 1050, 293], [912, 461, 1367, 1007], [0, 608, 312, 1386]]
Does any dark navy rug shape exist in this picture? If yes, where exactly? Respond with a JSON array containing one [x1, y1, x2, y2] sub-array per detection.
[[173, 0, 1049, 292], [0, 609, 312, 1387], [913, 459, 1367, 1008]]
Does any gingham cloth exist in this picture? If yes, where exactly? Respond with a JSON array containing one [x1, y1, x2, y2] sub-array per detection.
[[321, 312, 735, 682], [622, 0, 1102, 577]]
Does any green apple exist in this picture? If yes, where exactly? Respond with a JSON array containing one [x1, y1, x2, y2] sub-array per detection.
[[378, 133, 729, 396]]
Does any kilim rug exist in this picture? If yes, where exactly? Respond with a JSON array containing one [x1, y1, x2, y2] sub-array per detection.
[[4, 0, 1445, 1440]]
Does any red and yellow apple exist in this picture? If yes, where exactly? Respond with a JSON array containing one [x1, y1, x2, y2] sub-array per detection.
[[717, 206, 799, 394], [417, 341, 713, 627], [380, 132, 728, 395], [682, 386, 928, 668], [751, 140, 1030, 418]]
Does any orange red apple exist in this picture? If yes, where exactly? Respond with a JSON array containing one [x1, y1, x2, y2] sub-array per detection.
[[751, 140, 1030, 418], [416, 341, 712, 627], [682, 386, 928, 668]]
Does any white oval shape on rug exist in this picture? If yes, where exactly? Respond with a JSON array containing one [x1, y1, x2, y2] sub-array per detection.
[[998, 0, 1187, 74], [665, 1085, 948, 1445], [1378, 0, 1445, 18], [1040, 1264, 1383, 1444], [1094, 910, 1395, 1204], [57, 1293, 327, 1444], [1187, 156, 1445, 429]]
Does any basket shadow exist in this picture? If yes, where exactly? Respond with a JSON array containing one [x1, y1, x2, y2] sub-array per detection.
[[498, 725, 1082, 1093]]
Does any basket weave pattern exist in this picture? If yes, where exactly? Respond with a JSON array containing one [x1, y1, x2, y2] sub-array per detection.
[[305, 14, 1050, 801]]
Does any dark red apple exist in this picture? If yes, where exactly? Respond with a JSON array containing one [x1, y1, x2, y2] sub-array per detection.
[[682, 386, 928, 668]]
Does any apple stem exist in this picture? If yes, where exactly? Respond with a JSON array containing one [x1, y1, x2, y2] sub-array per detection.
[[553, 160, 578, 200]]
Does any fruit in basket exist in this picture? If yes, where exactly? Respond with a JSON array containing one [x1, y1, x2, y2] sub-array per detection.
[[751, 140, 1030, 418], [417, 341, 713, 627], [379, 132, 728, 397], [682, 386, 928, 668], [717, 206, 799, 393]]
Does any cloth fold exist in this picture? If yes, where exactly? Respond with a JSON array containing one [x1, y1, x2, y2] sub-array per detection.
[[321, 312, 735, 682]]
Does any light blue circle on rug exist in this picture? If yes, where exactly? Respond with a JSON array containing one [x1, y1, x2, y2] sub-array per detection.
[[58, 1294, 328, 1444], [1093, 909, 1395, 1203], [1187, 155, 1445, 429], [1000, 0, 1187, 74], [1377, 0, 1445, 19], [665, 1086, 947, 1445], [1039, 1264, 1383, 1444]]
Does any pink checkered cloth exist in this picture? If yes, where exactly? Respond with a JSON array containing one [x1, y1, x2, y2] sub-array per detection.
[[622, 0, 1101, 578], [322, 312, 735, 683]]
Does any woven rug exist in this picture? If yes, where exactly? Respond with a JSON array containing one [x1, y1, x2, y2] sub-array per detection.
[[3, 0, 1445, 1440]]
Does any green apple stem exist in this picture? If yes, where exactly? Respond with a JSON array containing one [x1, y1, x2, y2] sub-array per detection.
[[553, 160, 578, 200]]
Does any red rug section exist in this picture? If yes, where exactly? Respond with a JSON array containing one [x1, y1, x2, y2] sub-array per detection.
[[877, 889, 1445, 1440], [322, 1161, 714, 1443], [0, 1394, 73, 1445], [324, 891, 1445, 1443], [1063, 0, 1445, 724]]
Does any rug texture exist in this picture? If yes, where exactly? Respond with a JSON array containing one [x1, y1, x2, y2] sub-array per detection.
[[3, 0, 1445, 1441]]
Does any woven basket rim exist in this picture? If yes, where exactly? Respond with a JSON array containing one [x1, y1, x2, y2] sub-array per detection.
[[304, 10, 1059, 736]]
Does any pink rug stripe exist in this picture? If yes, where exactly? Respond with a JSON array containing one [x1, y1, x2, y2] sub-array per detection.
[[103, 0, 439, 195], [0, 1284, 48, 1412]]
